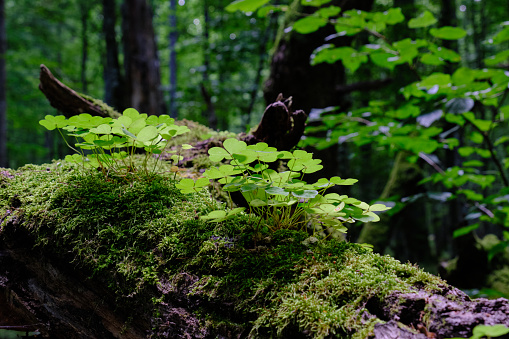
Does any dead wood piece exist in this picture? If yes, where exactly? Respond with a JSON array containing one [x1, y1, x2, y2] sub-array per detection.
[[244, 93, 307, 151], [39, 64, 120, 119]]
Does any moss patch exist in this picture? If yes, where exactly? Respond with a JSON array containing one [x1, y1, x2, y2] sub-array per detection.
[[0, 162, 447, 338]]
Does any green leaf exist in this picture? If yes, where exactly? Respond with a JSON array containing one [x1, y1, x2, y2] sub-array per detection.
[[419, 73, 451, 89], [257, 5, 287, 17], [396, 104, 420, 119], [452, 67, 477, 86], [128, 118, 147, 135], [420, 53, 445, 66], [225, 0, 269, 13], [249, 199, 268, 207], [223, 138, 247, 154], [452, 224, 480, 238], [428, 44, 461, 62], [472, 324, 509, 337], [201, 210, 227, 222], [492, 25, 509, 44], [300, 0, 332, 6], [293, 16, 328, 34], [39, 115, 67, 130], [312, 46, 367, 72], [208, 147, 231, 162], [136, 125, 159, 142], [330, 177, 358, 185], [316, 6, 340, 18], [123, 108, 140, 119], [292, 190, 319, 199], [90, 123, 112, 135], [369, 204, 391, 212], [266, 186, 289, 196], [408, 11, 437, 28], [484, 50, 509, 66], [429, 26, 466, 40], [383, 8, 405, 25]]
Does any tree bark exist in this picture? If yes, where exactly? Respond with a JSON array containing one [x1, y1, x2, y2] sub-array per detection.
[[264, 0, 374, 113], [102, 0, 126, 111], [80, 1, 89, 94], [39, 64, 120, 119], [0, 0, 6, 168], [201, 0, 217, 129], [168, 0, 178, 118], [122, 0, 166, 116]]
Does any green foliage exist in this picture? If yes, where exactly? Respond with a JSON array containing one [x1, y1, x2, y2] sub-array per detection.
[[182, 138, 389, 235], [228, 0, 509, 267], [449, 324, 509, 339], [39, 108, 190, 179]]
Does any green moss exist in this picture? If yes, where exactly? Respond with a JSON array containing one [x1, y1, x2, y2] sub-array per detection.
[[0, 162, 447, 338]]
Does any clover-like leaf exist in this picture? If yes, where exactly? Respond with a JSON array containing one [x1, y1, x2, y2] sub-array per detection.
[[266, 186, 289, 196], [223, 138, 247, 154], [128, 118, 147, 135], [249, 199, 268, 207], [137, 125, 159, 142], [39, 115, 68, 130], [123, 108, 140, 119], [330, 177, 358, 185], [209, 147, 231, 162], [292, 189, 319, 199], [90, 123, 112, 135]]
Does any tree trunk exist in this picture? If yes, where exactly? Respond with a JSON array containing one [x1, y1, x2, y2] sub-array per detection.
[[0, 0, 6, 168], [201, 0, 217, 130], [80, 1, 89, 94], [168, 0, 178, 118], [102, 0, 126, 111], [264, 0, 374, 113], [122, 0, 166, 115]]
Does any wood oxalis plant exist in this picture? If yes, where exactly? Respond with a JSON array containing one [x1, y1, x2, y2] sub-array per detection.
[[177, 138, 390, 235], [39, 108, 191, 179]]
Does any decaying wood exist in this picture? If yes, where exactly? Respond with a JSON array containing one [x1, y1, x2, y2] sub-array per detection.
[[243, 93, 307, 151], [39, 64, 120, 119]]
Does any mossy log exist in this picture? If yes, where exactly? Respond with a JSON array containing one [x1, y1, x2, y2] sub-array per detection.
[[1, 161, 509, 338], [39, 64, 121, 119]]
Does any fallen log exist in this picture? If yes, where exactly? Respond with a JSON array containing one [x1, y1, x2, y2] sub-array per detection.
[[39, 64, 120, 119], [1, 162, 509, 339]]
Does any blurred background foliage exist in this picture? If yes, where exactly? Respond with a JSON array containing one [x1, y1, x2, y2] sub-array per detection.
[[2, 0, 509, 297]]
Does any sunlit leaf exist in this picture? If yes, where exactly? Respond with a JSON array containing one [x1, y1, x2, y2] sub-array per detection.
[[225, 0, 270, 13], [429, 26, 466, 40], [408, 10, 437, 28]]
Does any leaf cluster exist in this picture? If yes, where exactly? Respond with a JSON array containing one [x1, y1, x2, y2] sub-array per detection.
[[182, 138, 389, 235], [39, 108, 191, 179]]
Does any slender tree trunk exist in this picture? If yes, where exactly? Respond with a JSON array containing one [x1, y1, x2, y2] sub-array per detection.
[[168, 0, 178, 118], [202, 0, 217, 129], [122, 0, 166, 115], [0, 0, 6, 168], [80, 1, 89, 93], [244, 14, 277, 130], [102, 0, 126, 111]]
